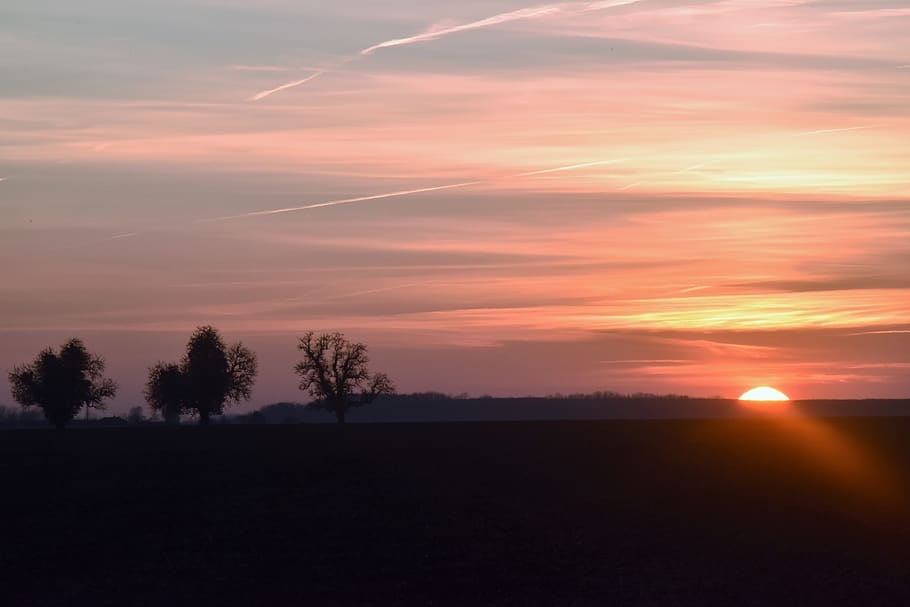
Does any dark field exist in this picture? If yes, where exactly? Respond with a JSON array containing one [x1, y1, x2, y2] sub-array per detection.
[[3, 419, 910, 605]]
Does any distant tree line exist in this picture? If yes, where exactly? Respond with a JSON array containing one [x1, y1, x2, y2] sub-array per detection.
[[546, 391, 693, 400], [0, 405, 45, 427], [6, 327, 394, 429]]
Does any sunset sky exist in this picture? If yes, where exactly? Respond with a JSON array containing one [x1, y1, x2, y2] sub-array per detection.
[[2, 0, 909, 410]]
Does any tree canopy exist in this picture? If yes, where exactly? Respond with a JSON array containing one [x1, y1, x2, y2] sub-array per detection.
[[145, 326, 258, 424], [145, 362, 184, 424], [8, 338, 117, 429], [294, 331, 394, 424]]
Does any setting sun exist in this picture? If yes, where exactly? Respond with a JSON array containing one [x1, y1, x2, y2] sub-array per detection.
[[739, 387, 790, 401]]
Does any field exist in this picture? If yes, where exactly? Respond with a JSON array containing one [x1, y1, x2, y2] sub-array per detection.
[[3, 418, 910, 605]]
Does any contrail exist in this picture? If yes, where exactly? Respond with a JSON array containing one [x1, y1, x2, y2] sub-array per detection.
[[614, 159, 718, 191], [206, 181, 483, 222], [359, 6, 563, 56], [516, 158, 626, 176], [251, 0, 644, 100], [104, 157, 626, 240], [205, 157, 625, 222], [230, 65, 293, 72], [250, 71, 328, 101], [679, 285, 711, 294], [792, 126, 872, 137], [617, 181, 643, 191], [328, 283, 422, 300], [362, 0, 644, 55], [669, 160, 720, 175]]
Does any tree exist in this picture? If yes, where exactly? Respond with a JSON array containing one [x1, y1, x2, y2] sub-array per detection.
[[126, 405, 146, 425], [294, 331, 394, 424], [145, 326, 258, 425], [8, 338, 117, 429], [145, 362, 185, 424]]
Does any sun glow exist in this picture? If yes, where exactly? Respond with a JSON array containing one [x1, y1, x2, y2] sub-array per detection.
[[739, 386, 790, 401]]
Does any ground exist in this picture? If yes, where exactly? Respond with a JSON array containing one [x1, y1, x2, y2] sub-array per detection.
[[2, 419, 910, 605]]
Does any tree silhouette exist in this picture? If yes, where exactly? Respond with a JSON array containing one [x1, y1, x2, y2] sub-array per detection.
[[147, 326, 257, 425], [7, 338, 117, 429], [145, 362, 185, 424], [294, 331, 394, 424], [126, 405, 146, 425]]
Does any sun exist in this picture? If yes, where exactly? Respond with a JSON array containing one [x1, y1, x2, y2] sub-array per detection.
[[739, 386, 790, 401]]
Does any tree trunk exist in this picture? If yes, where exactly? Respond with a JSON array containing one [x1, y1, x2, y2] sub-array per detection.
[[335, 408, 346, 425], [199, 411, 211, 425]]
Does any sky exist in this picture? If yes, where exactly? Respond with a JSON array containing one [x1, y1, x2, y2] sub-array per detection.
[[1, 0, 909, 411]]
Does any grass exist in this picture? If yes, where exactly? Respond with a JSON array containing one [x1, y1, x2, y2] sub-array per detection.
[[2, 418, 910, 605]]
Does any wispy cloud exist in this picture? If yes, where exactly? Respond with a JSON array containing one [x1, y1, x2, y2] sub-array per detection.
[[831, 8, 910, 19], [251, 0, 644, 100]]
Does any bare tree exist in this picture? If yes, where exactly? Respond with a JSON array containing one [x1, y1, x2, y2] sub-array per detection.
[[294, 332, 394, 424]]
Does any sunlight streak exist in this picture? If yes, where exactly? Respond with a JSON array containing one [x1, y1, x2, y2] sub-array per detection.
[[742, 408, 903, 508]]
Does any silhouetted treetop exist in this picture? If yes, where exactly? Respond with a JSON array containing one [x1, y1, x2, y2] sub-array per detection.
[[184, 326, 258, 424], [145, 362, 184, 424], [294, 331, 394, 424], [145, 326, 258, 425], [8, 338, 117, 429]]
